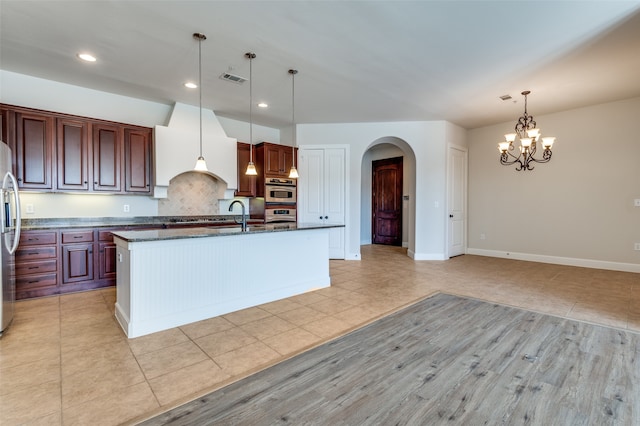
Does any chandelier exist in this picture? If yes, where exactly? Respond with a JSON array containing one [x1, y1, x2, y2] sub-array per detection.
[[498, 90, 556, 171]]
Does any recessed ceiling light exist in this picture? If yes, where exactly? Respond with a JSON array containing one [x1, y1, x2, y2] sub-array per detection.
[[184, 82, 197, 89], [77, 53, 97, 62], [258, 102, 268, 108]]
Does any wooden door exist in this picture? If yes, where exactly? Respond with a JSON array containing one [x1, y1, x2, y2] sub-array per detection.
[[56, 118, 89, 190], [372, 157, 403, 246], [15, 111, 54, 189], [93, 123, 121, 192], [124, 127, 151, 193]]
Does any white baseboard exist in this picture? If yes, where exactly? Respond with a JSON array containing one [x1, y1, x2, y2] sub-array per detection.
[[408, 249, 447, 261], [345, 252, 361, 260], [467, 248, 640, 273]]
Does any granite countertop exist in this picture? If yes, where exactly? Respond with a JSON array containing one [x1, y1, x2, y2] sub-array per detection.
[[111, 223, 345, 243], [21, 215, 260, 230]]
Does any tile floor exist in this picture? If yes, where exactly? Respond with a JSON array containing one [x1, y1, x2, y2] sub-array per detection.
[[1, 245, 639, 425]]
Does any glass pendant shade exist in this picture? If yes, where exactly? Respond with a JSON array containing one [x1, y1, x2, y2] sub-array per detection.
[[288, 166, 299, 179], [194, 156, 208, 171], [245, 162, 257, 175]]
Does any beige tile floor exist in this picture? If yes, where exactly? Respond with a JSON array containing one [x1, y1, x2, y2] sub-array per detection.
[[1, 245, 639, 425]]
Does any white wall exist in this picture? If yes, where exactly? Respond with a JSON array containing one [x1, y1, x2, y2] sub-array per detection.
[[298, 120, 463, 261], [468, 96, 640, 272], [218, 116, 281, 144]]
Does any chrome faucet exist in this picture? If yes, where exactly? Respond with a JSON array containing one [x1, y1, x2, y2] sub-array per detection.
[[228, 200, 247, 231]]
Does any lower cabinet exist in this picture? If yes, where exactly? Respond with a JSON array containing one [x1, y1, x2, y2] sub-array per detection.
[[61, 230, 94, 286], [15, 231, 59, 299]]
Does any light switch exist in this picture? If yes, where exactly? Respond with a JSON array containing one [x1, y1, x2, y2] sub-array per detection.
[[634, 199, 640, 207]]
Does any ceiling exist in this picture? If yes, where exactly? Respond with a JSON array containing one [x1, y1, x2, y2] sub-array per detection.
[[2, 1, 640, 131]]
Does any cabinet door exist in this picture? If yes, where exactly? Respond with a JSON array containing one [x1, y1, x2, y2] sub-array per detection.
[[124, 127, 151, 193], [57, 118, 90, 190], [93, 123, 121, 192], [62, 243, 94, 284], [15, 111, 54, 189], [98, 242, 117, 280], [235, 142, 256, 197], [265, 144, 284, 176]]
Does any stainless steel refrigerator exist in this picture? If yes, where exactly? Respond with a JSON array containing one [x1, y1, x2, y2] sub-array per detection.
[[0, 142, 21, 336]]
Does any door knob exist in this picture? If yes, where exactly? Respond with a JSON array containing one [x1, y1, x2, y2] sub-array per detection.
[[449, 214, 454, 218], [324, 216, 328, 219]]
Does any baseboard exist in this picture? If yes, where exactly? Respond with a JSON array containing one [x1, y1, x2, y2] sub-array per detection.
[[345, 252, 361, 260], [407, 249, 447, 260], [467, 248, 640, 273]]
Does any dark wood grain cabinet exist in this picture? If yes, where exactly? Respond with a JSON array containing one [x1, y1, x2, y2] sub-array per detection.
[[15, 231, 59, 299], [15, 110, 55, 190], [235, 142, 256, 197], [57, 118, 90, 191], [61, 230, 94, 286], [92, 123, 121, 192], [1, 104, 152, 195], [124, 127, 152, 193], [256, 142, 296, 178]]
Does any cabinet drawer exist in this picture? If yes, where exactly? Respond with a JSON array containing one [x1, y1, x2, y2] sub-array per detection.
[[61, 230, 94, 243], [16, 273, 58, 290], [19, 231, 57, 246], [16, 246, 57, 260], [16, 259, 57, 276]]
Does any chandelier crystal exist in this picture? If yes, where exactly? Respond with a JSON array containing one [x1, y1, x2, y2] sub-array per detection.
[[498, 91, 555, 171]]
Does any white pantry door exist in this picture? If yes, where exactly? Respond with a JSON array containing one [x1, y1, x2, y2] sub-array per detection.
[[447, 145, 467, 257]]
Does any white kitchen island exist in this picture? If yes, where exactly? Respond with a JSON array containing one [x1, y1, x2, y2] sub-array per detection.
[[112, 223, 342, 338]]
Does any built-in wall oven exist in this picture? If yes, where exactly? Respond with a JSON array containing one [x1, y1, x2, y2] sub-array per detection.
[[264, 177, 297, 223], [265, 178, 297, 204], [265, 207, 297, 223]]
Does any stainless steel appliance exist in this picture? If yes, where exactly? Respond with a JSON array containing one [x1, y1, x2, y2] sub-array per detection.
[[265, 207, 297, 223], [265, 178, 296, 204], [0, 142, 21, 336]]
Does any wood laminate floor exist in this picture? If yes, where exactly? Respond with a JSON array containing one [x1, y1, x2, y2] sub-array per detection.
[[0, 245, 639, 425], [140, 293, 640, 425]]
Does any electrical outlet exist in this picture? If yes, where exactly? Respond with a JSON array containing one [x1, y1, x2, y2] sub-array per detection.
[[25, 204, 34, 214], [123, 204, 130, 213], [635, 243, 640, 251], [635, 199, 640, 207], [480, 233, 486, 240]]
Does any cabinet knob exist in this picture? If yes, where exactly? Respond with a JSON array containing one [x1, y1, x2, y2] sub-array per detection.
[[84, 181, 88, 184], [94, 181, 98, 184], [324, 216, 328, 219], [319, 216, 322, 220], [17, 178, 22, 182]]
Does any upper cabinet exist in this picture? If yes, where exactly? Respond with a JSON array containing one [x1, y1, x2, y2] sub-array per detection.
[[235, 141, 256, 197], [1, 104, 152, 195], [256, 142, 296, 178], [15, 110, 55, 190]]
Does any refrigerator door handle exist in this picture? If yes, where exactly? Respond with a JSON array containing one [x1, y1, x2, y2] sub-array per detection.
[[3, 172, 21, 255]]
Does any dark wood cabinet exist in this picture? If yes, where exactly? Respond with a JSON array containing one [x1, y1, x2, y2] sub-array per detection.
[[57, 118, 90, 190], [235, 142, 256, 197], [1, 103, 152, 195], [124, 127, 152, 193], [15, 111, 55, 190], [93, 123, 121, 192], [257, 142, 297, 178], [15, 231, 59, 299], [61, 230, 94, 285], [97, 229, 117, 280]]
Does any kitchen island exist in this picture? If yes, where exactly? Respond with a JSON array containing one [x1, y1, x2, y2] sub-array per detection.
[[112, 223, 343, 338]]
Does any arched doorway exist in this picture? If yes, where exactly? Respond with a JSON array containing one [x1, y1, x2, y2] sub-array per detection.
[[360, 138, 416, 254]]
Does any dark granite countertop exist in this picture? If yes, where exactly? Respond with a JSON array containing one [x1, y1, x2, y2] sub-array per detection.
[[111, 223, 344, 243], [21, 216, 262, 231]]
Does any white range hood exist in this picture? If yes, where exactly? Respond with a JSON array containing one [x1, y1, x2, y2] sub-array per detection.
[[153, 102, 237, 198]]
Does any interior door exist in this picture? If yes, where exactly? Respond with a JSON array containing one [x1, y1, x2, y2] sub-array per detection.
[[372, 157, 403, 246], [447, 146, 467, 257]]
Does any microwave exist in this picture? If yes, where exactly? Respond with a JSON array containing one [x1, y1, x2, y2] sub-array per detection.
[[265, 184, 296, 204]]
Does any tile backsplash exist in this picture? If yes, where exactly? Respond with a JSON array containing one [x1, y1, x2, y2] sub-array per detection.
[[158, 171, 225, 216]]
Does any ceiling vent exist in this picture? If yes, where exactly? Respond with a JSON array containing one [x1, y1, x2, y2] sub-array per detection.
[[219, 72, 247, 84], [499, 94, 513, 101]]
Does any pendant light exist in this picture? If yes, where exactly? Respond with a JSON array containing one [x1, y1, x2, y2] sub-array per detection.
[[193, 32, 208, 172], [288, 69, 299, 179], [245, 52, 258, 176]]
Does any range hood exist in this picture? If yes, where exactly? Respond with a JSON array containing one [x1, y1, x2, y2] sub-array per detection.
[[154, 102, 237, 198]]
